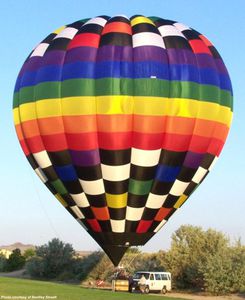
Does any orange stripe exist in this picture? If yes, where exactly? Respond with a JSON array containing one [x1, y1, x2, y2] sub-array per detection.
[[18, 115, 229, 142], [91, 207, 110, 221], [102, 22, 132, 35], [199, 35, 213, 46]]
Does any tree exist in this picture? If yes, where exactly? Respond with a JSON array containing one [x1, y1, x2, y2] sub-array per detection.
[[163, 225, 230, 290], [0, 254, 7, 272], [26, 238, 75, 279], [5, 248, 26, 271], [23, 248, 35, 260]]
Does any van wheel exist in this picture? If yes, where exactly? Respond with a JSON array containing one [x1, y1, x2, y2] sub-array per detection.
[[161, 286, 167, 294], [144, 286, 150, 294]]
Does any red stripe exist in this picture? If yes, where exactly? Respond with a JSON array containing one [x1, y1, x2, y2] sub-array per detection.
[[66, 133, 98, 150], [67, 33, 100, 49], [207, 138, 224, 156], [25, 136, 45, 153], [189, 40, 212, 55], [136, 220, 153, 233], [20, 139, 30, 156], [154, 207, 172, 221], [102, 22, 132, 35], [98, 132, 132, 149], [86, 219, 102, 232], [199, 35, 213, 46]]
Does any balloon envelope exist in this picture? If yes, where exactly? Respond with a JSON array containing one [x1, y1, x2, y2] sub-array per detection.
[[13, 15, 233, 265]]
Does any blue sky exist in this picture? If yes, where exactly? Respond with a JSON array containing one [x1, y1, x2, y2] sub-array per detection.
[[0, 0, 244, 251]]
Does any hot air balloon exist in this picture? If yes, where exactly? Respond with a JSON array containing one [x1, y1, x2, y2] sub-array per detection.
[[13, 15, 233, 266]]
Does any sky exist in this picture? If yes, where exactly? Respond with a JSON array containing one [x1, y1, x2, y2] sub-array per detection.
[[0, 0, 244, 252]]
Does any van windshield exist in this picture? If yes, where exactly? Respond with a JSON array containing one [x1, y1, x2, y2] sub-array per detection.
[[133, 272, 150, 280]]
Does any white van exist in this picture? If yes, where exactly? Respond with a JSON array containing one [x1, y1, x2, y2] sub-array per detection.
[[131, 271, 171, 294]]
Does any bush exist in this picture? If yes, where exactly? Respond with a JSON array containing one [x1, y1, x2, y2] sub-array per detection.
[[5, 249, 25, 272]]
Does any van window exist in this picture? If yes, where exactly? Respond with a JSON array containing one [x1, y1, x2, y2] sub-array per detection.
[[150, 274, 154, 280], [155, 273, 161, 280], [133, 272, 150, 280], [161, 274, 168, 280]]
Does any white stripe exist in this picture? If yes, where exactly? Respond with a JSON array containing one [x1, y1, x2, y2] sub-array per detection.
[[101, 164, 130, 181], [132, 32, 165, 48], [71, 193, 90, 207], [174, 22, 190, 32], [35, 167, 48, 183], [71, 206, 85, 219], [126, 207, 144, 221], [154, 219, 167, 233], [111, 219, 125, 233], [131, 148, 161, 167], [33, 151, 52, 168], [170, 180, 189, 196], [145, 193, 167, 209], [54, 27, 78, 40], [85, 17, 107, 27], [30, 43, 49, 57], [158, 25, 186, 38], [79, 179, 105, 195], [208, 156, 218, 171], [192, 167, 208, 184]]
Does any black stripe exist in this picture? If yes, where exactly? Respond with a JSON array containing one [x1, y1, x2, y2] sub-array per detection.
[[163, 36, 192, 50], [78, 24, 103, 34], [141, 208, 158, 220], [153, 18, 175, 27], [130, 164, 157, 181], [109, 207, 126, 220], [99, 33, 132, 47], [163, 195, 179, 208], [125, 220, 139, 232], [46, 38, 70, 51], [48, 150, 72, 166], [209, 46, 221, 59], [159, 150, 187, 166], [132, 23, 158, 34], [63, 180, 83, 194], [62, 194, 76, 206], [182, 30, 200, 40], [75, 165, 102, 180], [178, 166, 197, 182], [148, 220, 161, 232], [127, 194, 148, 208], [151, 180, 173, 195], [107, 16, 130, 23], [98, 220, 111, 231], [100, 149, 131, 165], [27, 155, 38, 169], [200, 153, 216, 169], [184, 182, 198, 196], [45, 182, 57, 195], [67, 20, 86, 30], [42, 166, 58, 181], [41, 33, 56, 43], [82, 207, 95, 219], [87, 194, 107, 207], [104, 180, 129, 194]]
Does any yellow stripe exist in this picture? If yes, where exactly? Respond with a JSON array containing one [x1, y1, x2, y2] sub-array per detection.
[[131, 16, 155, 27], [55, 194, 68, 207], [53, 25, 66, 34], [13, 108, 20, 125], [106, 193, 127, 208], [14, 96, 233, 126], [174, 194, 188, 209]]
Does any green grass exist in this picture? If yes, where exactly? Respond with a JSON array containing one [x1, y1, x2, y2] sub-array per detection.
[[0, 277, 186, 300]]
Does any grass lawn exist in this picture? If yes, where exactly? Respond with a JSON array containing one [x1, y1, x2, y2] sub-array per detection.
[[0, 277, 186, 300]]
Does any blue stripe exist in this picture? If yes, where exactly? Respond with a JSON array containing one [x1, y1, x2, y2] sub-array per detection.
[[17, 61, 232, 92], [155, 165, 181, 182], [54, 165, 78, 182]]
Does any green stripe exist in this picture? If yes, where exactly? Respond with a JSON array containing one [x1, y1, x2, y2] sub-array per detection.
[[51, 179, 68, 195], [129, 179, 153, 196], [13, 78, 233, 109]]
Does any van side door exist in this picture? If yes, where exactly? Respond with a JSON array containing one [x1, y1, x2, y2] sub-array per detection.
[[149, 273, 155, 291]]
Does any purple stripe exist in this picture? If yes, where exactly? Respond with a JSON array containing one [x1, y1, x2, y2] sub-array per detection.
[[42, 50, 66, 65], [65, 47, 98, 63], [97, 45, 133, 61], [19, 57, 42, 75], [134, 46, 168, 63], [183, 152, 204, 169], [69, 149, 100, 166]]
